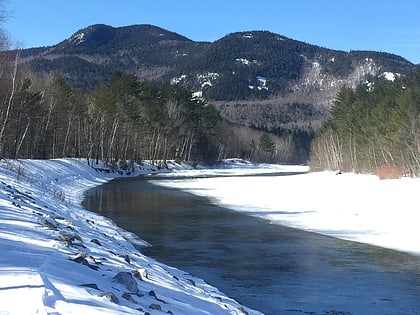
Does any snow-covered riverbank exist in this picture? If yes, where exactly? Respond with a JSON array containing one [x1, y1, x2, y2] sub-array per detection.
[[152, 169, 420, 256], [2, 158, 418, 315], [0, 159, 262, 315]]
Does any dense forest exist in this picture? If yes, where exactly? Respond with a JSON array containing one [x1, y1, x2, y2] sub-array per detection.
[[0, 51, 303, 166], [310, 69, 420, 176]]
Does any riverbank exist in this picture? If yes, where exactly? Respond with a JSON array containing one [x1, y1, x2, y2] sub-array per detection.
[[152, 170, 420, 256], [0, 159, 263, 315], [84, 175, 420, 315]]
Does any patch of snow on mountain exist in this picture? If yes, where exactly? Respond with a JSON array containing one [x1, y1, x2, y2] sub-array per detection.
[[365, 80, 375, 92], [196, 72, 219, 89], [201, 81, 212, 88], [171, 74, 187, 85], [235, 58, 251, 65], [256, 76, 268, 90], [68, 32, 86, 45], [364, 58, 376, 73], [380, 72, 400, 82]]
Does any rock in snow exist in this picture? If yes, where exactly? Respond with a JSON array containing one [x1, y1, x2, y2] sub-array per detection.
[[0, 158, 263, 315]]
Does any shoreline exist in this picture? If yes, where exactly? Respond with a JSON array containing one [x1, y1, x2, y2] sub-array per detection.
[[151, 170, 420, 257], [0, 158, 262, 315]]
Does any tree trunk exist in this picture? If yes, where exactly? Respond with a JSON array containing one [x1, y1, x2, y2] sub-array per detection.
[[0, 51, 20, 158]]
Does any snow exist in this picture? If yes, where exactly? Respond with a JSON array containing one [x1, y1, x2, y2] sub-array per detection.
[[0, 159, 261, 315], [2, 158, 419, 314], [68, 32, 86, 45], [170, 74, 187, 85], [152, 169, 420, 256], [235, 58, 251, 65], [380, 71, 401, 82]]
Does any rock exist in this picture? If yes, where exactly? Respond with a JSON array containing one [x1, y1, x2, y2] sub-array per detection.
[[60, 231, 83, 247], [98, 292, 119, 304], [80, 283, 100, 290], [90, 238, 102, 246], [71, 252, 100, 271], [42, 220, 58, 230], [185, 278, 196, 287], [237, 307, 249, 315], [112, 272, 138, 293], [149, 290, 166, 303], [131, 268, 148, 280], [118, 254, 130, 264], [121, 293, 138, 304], [149, 303, 161, 311]]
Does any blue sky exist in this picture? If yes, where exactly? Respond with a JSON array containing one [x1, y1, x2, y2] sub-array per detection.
[[3, 0, 420, 63]]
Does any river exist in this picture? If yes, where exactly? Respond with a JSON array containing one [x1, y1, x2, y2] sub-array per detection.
[[82, 175, 420, 315]]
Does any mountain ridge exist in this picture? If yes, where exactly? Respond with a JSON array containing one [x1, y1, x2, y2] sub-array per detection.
[[17, 23, 416, 132]]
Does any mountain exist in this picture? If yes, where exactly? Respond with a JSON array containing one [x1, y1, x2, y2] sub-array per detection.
[[18, 24, 416, 132], [21, 24, 207, 89]]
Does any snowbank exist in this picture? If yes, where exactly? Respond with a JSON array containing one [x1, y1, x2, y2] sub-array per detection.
[[0, 159, 261, 315], [152, 170, 420, 256]]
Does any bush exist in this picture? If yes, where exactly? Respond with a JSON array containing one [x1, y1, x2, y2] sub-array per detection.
[[374, 166, 405, 179]]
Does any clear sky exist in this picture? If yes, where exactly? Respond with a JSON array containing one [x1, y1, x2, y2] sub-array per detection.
[[3, 0, 420, 64]]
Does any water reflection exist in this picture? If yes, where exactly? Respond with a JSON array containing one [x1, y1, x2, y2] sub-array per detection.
[[83, 176, 420, 315]]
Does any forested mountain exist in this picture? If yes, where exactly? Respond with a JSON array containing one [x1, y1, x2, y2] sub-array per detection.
[[21, 24, 207, 89], [19, 24, 414, 113], [4, 24, 418, 165]]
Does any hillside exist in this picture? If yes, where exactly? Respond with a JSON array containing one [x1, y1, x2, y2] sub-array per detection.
[[21, 24, 207, 89], [20, 25, 414, 98], [14, 24, 417, 163]]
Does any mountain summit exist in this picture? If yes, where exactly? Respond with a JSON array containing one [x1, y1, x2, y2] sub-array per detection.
[[19, 24, 415, 131]]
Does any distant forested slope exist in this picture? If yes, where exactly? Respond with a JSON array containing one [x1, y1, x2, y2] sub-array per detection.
[[310, 68, 420, 176]]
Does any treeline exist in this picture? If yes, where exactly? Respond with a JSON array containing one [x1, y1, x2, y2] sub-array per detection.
[[310, 69, 420, 176], [0, 56, 219, 163], [0, 52, 301, 165]]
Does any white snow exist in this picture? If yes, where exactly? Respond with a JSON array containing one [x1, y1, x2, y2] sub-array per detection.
[[170, 74, 187, 85], [0, 159, 261, 315], [2, 158, 419, 314], [235, 58, 251, 65], [68, 32, 86, 45], [380, 71, 401, 82], [152, 169, 420, 256], [256, 76, 267, 86], [242, 34, 253, 39]]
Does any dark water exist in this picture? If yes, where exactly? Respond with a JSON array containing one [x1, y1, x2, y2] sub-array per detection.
[[83, 176, 420, 315]]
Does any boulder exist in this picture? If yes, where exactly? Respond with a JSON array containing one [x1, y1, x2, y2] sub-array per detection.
[[112, 271, 138, 293], [98, 292, 119, 304]]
